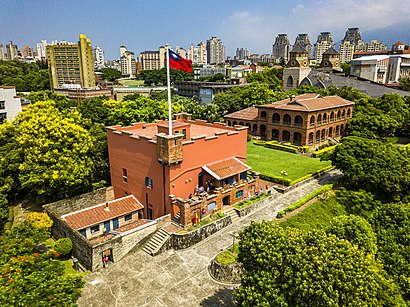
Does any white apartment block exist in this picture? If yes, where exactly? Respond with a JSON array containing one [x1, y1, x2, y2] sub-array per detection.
[[365, 40, 387, 52], [120, 51, 136, 77], [206, 37, 225, 65], [36, 40, 48, 60], [139, 47, 166, 70], [387, 55, 410, 83], [339, 41, 356, 63], [188, 42, 207, 65], [93, 46, 105, 69], [0, 86, 22, 124], [313, 32, 334, 63]]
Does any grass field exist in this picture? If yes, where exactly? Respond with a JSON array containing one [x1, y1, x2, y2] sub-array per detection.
[[118, 80, 145, 87], [246, 141, 332, 181], [279, 196, 347, 231]]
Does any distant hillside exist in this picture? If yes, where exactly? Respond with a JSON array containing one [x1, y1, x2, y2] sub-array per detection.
[[361, 21, 410, 46]]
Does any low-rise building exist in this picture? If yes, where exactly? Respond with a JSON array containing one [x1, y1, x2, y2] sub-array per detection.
[[0, 86, 22, 123], [225, 93, 354, 148], [350, 55, 389, 83]]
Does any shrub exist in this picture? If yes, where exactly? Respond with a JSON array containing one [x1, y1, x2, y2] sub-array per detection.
[[253, 140, 266, 146], [54, 238, 73, 256], [264, 143, 298, 154], [260, 174, 292, 186], [247, 134, 252, 142], [300, 146, 310, 153], [290, 174, 313, 185], [26, 212, 53, 229], [276, 211, 285, 218], [312, 145, 337, 158]]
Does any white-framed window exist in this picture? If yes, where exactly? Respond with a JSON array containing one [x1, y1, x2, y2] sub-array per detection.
[[90, 225, 100, 234]]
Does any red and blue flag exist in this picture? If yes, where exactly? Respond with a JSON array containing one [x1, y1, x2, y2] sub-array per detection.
[[168, 49, 192, 73]]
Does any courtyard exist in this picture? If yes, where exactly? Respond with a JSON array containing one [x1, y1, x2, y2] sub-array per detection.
[[246, 141, 332, 182]]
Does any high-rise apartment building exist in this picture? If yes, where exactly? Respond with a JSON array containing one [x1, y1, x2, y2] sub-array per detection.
[[46, 34, 96, 89], [339, 27, 364, 63], [188, 42, 207, 65], [0, 44, 5, 61], [36, 40, 48, 60], [313, 32, 334, 63], [272, 34, 291, 63], [21, 46, 34, 59], [365, 40, 387, 52], [120, 46, 136, 77], [294, 34, 312, 58], [236, 48, 250, 60], [139, 47, 166, 70], [93, 46, 105, 69], [6, 41, 18, 60], [206, 37, 225, 65]]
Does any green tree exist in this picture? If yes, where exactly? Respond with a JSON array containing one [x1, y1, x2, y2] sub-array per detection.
[[330, 137, 410, 201], [15, 101, 94, 202], [234, 221, 404, 306], [198, 73, 226, 82], [327, 215, 377, 254], [399, 77, 410, 91], [99, 67, 121, 81], [138, 68, 193, 85], [245, 67, 283, 89]]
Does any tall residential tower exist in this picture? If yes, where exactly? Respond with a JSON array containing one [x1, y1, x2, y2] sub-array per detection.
[[313, 32, 334, 63], [272, 34, 291, 63], [206, 37, 225, 64]]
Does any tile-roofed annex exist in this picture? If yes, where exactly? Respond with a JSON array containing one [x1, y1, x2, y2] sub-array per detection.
[[62, 195, 144, 230], [323, 47, 339, 55], [224, 107, 258, 121], [260, 93, 354, 112], [202, 157, 251, 181]]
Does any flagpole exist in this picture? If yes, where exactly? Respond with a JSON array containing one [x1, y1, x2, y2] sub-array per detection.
[[166, 44, 172, 136]]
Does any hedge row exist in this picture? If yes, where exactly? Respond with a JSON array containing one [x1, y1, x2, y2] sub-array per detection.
[[260, 174, 292, 186], [289, 165, 334, 185], [312, 145, 337, 158], [264, 142, 298, 154], [253, 140, 266, 146], [276, 184, 333, 218]]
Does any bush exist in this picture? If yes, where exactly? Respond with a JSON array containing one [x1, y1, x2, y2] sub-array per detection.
[[26, 212, 53, 229], [276, 211, 285, 218], [290, 174, 313, 185], [54, 238, 73, 256], [247, 134, 252, 142], [253, 140, 266, 146], [312, 145, 337, 158], [264, 143, 298, 154], [300, 146, 310, 153], [284, 184, 333, 213], [260, 174, 292, 186]]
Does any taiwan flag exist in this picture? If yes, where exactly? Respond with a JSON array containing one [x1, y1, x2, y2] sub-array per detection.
[[168, 49, 192, 73]]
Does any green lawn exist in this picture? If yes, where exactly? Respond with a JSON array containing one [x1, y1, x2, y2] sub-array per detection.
[[279, 196, 347, 231], [246, 141, 332, 181], [118, 80, 145, 87]]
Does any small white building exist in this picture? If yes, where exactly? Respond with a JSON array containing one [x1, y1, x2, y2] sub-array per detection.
[[350, 55, 389, 83], [0, 86, 22, 124]]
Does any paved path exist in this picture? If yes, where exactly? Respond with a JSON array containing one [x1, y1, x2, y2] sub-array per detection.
[[78, 170, 342, 307]]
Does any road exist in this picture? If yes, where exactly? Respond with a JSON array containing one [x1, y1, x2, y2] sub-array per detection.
[[78, 170, 341, 307]]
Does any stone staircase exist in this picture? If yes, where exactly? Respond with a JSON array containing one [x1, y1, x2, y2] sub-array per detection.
[[223, 206, 241, 223], [142, 229, 170, 256], [171, 211, 181, 227]]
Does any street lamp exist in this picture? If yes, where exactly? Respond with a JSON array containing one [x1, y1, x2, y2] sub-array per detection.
[[229, 231, 239, 253], [280, 170, 288, 187]]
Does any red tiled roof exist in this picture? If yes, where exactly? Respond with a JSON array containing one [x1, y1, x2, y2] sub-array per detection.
[[203, 157, 251, 180], [112, 219, 152, 233], [224, 107, 259, 121], [260, 94, 354, 111], [62, 195, 144, 230]]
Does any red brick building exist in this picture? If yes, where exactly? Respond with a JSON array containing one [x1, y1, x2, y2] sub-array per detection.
[[225, 93, 354, 147], [106, 114, 259, 226]]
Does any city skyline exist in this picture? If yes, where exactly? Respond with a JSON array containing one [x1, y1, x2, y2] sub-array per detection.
[[1, 0, 409, 59]]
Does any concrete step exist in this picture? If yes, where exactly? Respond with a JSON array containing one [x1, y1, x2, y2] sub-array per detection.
[[142, 229, 171, 256]]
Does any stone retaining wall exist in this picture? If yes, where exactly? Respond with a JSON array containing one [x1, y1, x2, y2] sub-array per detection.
[[234, 192, 278, 218], [171, 216, 232, 250], [208, 257, 243, 284]]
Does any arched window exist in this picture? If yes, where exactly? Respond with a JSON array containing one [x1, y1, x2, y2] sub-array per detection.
[[282, 130, 290, 142], [337, 110, 341, 120], [252, 124, 257, 133], [272, 113, 280, 124], [239, 122, 244, 126], [246, 123, 251, 129], [294, 115, 303, 127], [317, 114, 322, 124], [308, 132, 314, 145], [260, 124, 266, 136], [342, 109, 346, 119], [260, 111, 267, 118], [310, 115, 315, 127], [335, 125, 340, 136], [233, 121, 238, 126], [321, 129, 326, 141], [323, 113, 327, 123], [283, 114, 291, 126], [287, 76, 293, 87], [272, 129, 279, 140], [227, 120, 231, 126], [347, 109, 351, 118], [329, 126, 333, 137], [340, 124, 345, 135], [293, 132, 302, 145], [315, 131, 321, 143], [330, 111, 334, 122]]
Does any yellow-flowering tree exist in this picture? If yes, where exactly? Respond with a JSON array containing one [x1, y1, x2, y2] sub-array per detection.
[[26, 212, 53, 229]]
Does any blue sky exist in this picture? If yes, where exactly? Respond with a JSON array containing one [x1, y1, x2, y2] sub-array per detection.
[[1, 0, 409, 59]]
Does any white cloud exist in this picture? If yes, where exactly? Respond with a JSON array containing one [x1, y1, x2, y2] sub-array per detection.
[[292, 4, 305, 14]]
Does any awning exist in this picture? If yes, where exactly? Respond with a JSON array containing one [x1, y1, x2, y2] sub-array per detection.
[[202, 157, 251, 181]]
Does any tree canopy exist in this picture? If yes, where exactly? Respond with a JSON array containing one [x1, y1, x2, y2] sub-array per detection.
[[0, 60, 50, 92], [98, 67, 121, 81], [138, 68, 194, 85], [234, 221, 404, 306]]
